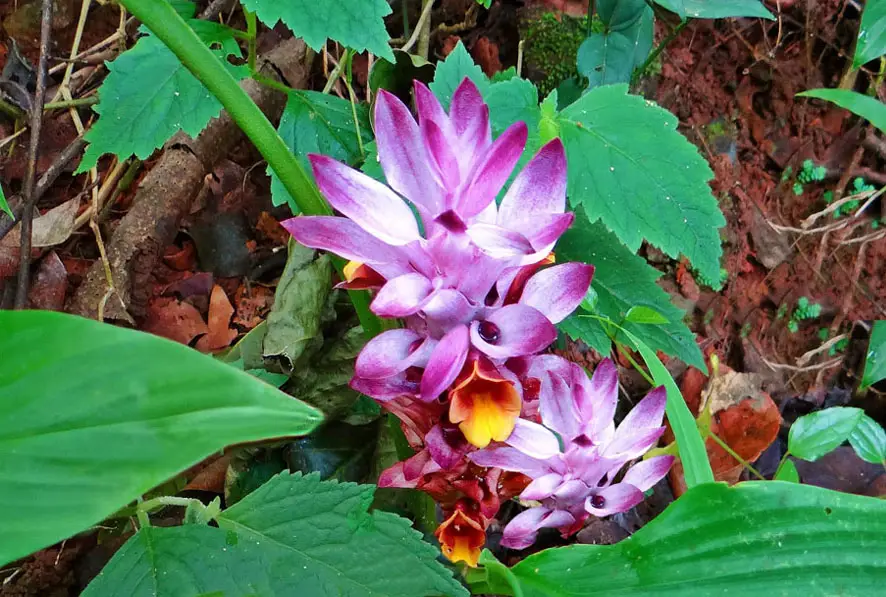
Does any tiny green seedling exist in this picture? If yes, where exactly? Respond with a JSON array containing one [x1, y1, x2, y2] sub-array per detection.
[[787, 297, 822, 333]]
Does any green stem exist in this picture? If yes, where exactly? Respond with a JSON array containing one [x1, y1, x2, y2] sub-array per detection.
[[244, 8, 257, 74], [138, 496, 197, 512], [322, 49, 353, 94], [618, 345, 655, 386], [118, 0, 381, 337], [342, 55, 365, 158], [44, 96, 98, 110], [631, 19, 688, 86]]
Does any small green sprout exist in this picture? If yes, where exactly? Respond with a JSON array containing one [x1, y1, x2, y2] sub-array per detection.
[[786, 297, 822, 333], [793, 182, 804, 196], [781, 166, 793, 182], [798, 159, 826, 184]]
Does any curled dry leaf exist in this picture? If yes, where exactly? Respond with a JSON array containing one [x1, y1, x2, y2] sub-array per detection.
[[0, 198, 81, 277], [196, 284, 238, 352], [142, 297, 209, 345], [27, 251, 68, 311], [671, 368, 781, 496]]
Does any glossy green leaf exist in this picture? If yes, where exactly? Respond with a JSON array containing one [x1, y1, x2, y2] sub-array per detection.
[[0, 182, 11, 219], [848, 414, 886, 465], [271, 90, 373, 210], [861, 320, 886, 389], [477, 482, 886, 596], [559, 84, 726, 282], [0, 311, 322, 566], [654, 0, 774, 19], [578, 6, 653, 88], [624, 305, 669, 325], [79, 21, 248, 171], [556, 214, 705, 369], [241, 0, 393, 60], [622, 328, 714, 487], [854, 0, 886, 68], [789, 407, 865, 462], [596, 0, 648, 28], [798, 89, 886, 134], [774, 459, 800, 483], [85, 473, 467, 597]]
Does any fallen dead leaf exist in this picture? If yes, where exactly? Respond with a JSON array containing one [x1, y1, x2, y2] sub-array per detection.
[[184, 454, 231, 494], [28, 251, 67, 310], [0, 198, 80, 277], [196, 284, 237, 352], [255, 211, 289, 246], [143, 297, 208, 345]]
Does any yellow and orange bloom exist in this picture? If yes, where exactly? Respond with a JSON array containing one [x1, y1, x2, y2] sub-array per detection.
[[435, 501, 487, 567], [449, 356, 521, 448], [339, 260, 386, 290]]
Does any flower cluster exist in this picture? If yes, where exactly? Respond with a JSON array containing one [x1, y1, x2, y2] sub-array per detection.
[[283, 77, 672, 566]]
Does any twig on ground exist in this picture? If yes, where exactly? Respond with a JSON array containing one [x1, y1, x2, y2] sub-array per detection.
[[796, 334, 850, 367], [402, 0, 434, 55], [14, 0, 54, 309]]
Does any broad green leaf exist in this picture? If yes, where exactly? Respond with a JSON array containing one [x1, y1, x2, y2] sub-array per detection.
[[478, 482, 886, 596], [654, 0, 774, 19], [271, 90, 373, 210], [577, 6, 654, 89], [774, 459, 800, 482], [241, 0, 393, 61], [789, 406, 865, 462], [848, 414, 886, 465], [484, 76, 541, 135], [0, 311, 322, 566], [85, 474, 467, 596], [595, 0, 648, 29], [218, 472, 469, 597], [624, 305, 669, 324], [559, 84, 726, 281], [79, 21, 248, 171], [556, 214, 705, 369], [854, 0, 886, 68], [798, 88, 886, 134], [0, 182, 11, 219], [861, 320, 886, 389], [622, 328, 714, 487], [429, 41, 490, 110]]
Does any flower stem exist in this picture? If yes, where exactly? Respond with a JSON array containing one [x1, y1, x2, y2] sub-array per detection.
[[117, 0, 382, 337]]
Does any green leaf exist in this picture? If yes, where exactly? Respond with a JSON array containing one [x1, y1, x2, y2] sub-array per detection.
[[848, 414, 886, 465], [789, 407, 865, 462], [624, 305, 669, 324], [556, 213, 705, 369], [798, 89, 886, 134], [774, 459, 800, 483], [476, 0, 492, 7], [653, 0, 774, 19], [559, 84, 726, 281], [484, 76, 541, 135], [218, 472, 469, 597], [263, 242, 334, 368], [578, 6, 653, 89], [368, 50, 435, 98], [478, 482, 886, 596], [79, 21, 248, 171], [271, 90, 373, 210], [0, 182, 12, 219], [595, 0, 648, 29], [622, 328, 714, 487], [0, 311, 322, 566], [429, 41, 490, 110], [86, 474, 467, 596], [854, 0, 886, 68], [241, 0, 394, 61], [861, 320, 886, 389]]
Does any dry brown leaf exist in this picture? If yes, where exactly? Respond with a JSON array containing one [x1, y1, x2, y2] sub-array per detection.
[[196, 284, 237, 352]]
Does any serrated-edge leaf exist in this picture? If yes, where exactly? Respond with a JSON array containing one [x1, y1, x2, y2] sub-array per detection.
[[241, 0, 394, 61], [799, 89, 886, 134], [559, 84, 726, 280], [79, 22, 248, 171], [0, 311, 322, 566], [429, 41, 490, 109], [217, 471, 469, 597]]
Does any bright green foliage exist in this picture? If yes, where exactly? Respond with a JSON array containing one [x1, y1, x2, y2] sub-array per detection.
[[774, 459, 800, 482], [828, 177, 874, 219], [0, 182, 11, 219], [79, 21, 249, 171], [476, 0, 492, 7], [85, 473, 467, 597], [271, 90, 373, 211], [862, 320, 886, 389], [789, 406, 865, 462], [475, 482, 886, 596], [693, 266, 728, 290], [521, 12, 598, 96], [799, 88, 886, 134], [793, 181, 804, 196], [653, 0, 774, 19], [793, 296, 822, 320], [798, 159, 826, 183], [819, 328, 849, 356], [578, 6, 654, 89], [854, 0, 886, 68], [430, 41, 490, 110], [559, 84, 725, 282], [849, 414, 886, 465], [0, 311, 322, 566], [241, 0, 394, 60], [557, 213, 705, 369]]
